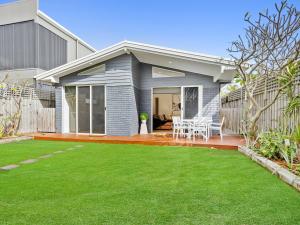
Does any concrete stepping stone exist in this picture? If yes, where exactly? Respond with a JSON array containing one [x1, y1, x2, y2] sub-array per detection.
[[20, 159, 38, 164], [39, 154, 53, 159], [0, 164, 19, 171], [54, 150, 64, 154], [75, 145, 83, 148]]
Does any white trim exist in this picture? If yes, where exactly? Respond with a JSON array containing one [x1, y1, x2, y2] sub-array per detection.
[[37, 11, 96, 52], [67, 84, 106, 135], [181, 85, 203, 119], [78, 64, 106, 76], [151, 86, 182, 132], [90, 85, 93, 133], [149, 87, 154, 133], [62, 86, 68, 133], [35, 41, 237, 82], [75, 86, 78, 133]]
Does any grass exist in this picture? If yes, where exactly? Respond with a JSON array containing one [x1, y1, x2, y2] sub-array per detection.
[[0, 140, 300, 225]]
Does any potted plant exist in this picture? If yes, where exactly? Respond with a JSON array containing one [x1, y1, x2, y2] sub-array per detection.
[[139, 112, 149, 135]]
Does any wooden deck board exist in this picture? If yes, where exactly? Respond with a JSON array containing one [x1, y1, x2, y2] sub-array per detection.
[[32, 133, 244, 150]]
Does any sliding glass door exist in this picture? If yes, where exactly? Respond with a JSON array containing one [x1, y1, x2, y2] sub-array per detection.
[[65, 85, 105, 134], [78, 86, 91, 133], [92, 86, 105, 134], [65, 86, 76, 133]]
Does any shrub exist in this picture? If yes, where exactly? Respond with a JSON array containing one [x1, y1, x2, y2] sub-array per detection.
[[256, 131, 297, 169], [279, 139, 297, 169], [255, 131, 284, 159]]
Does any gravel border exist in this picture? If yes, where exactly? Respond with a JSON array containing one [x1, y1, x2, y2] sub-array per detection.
[[0, 136, 33, 144], [239, 146, 300, 192]]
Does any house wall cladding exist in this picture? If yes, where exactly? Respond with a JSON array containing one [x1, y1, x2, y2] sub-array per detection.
[[137, 63, 221, 131], [57, 54, 140, 136], [0, 20, 67, 71], [106, 85, 139, 136], [56, 53, 221, 136]]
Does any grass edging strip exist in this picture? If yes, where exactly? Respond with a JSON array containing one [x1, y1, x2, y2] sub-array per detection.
[[239, 146, 300, 192], [0, 136, 33, 145]]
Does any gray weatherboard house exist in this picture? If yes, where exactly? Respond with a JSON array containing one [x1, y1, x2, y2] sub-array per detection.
[[35, 41, 236, 136]]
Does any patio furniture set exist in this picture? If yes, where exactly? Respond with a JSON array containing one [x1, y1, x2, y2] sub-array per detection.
[[172, 116, 225, 142]]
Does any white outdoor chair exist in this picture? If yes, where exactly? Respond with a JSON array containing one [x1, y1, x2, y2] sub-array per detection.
[[201, 116, 213, 137], [172, 116, 181, 138], [172, 116, 190, 139], [192, 118, 208, 142], [210, 117, 225, 140]]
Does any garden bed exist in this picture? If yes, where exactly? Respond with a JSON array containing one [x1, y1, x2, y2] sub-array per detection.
[[0, 136, 32, 144], [239, 146, 300, 192]]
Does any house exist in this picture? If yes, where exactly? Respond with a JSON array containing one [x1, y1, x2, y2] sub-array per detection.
[[35, 41, 236, 136], [0, 0, 96, 85]]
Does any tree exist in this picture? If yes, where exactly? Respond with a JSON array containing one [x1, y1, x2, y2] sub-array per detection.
[[228, 0, 300, 146]]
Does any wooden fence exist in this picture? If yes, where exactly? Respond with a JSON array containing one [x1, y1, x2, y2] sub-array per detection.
[[0, 86, 56, 133], [221, 76, 300, 134]]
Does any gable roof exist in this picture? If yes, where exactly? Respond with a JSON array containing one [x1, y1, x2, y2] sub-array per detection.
[[35, 41, 237, 83]]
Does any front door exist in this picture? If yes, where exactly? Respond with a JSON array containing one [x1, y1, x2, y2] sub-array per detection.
[[181, 86, 203, 119]]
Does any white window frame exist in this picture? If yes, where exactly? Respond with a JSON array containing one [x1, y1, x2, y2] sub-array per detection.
[[152, 66, 185, 78], [63, 84, 106, 135], [78, 64, 106, 76]]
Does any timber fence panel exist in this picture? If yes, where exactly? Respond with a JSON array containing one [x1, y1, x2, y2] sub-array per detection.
[[221, 76, 300, 134], [0, 86, 55, 134]]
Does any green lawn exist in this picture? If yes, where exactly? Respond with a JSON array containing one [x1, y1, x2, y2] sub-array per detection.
[[0, 140, 299, 225]]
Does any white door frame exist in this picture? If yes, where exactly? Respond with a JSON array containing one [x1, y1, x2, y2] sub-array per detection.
[[64, 84, 106, 135], [181, 85, 203, 120], [151, 86, 182, 133]]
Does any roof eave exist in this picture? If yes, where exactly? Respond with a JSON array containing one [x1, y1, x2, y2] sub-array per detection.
[[35, 41, 237, 82]]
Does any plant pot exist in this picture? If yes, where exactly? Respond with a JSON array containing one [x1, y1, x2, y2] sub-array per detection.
[[140, 120, 148, 135]]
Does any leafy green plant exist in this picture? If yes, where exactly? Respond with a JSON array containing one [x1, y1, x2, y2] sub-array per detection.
[[293, 124, 300, 144], [296, 165, 300, 174], [292, 124, 300, 161], [256, 130, 298, 169], [139, 112, 149, 121], [279, 139, 297, 169], [255, 131, 284, 159]]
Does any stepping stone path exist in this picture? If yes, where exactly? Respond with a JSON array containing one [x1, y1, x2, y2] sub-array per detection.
[[54, 150, 64, 154], [0, 164, 19, 171], [39, 154, 53, 159], [75, 145, 83, 148], [0, 145, 82, 172], [20, 159, 38, 165]]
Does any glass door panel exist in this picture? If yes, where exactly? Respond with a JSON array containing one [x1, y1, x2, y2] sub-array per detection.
[[92, 86, 105, 134], [65, 86, 76, 133], [182, 86, 199, 119], [78, 86, 90, 133]]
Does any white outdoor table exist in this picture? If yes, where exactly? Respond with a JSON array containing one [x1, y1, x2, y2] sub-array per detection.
[[181, 119, 213, 140]]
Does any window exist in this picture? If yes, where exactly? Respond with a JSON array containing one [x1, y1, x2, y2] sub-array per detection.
[[152, 67, 185, 78], [78, 64, 106, 76]]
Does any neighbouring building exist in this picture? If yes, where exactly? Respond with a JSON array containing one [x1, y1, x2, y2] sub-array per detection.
[[0, 0, 96, 85]]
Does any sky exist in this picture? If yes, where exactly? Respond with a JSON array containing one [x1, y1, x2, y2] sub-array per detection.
[[1, 0, 300, 57]]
